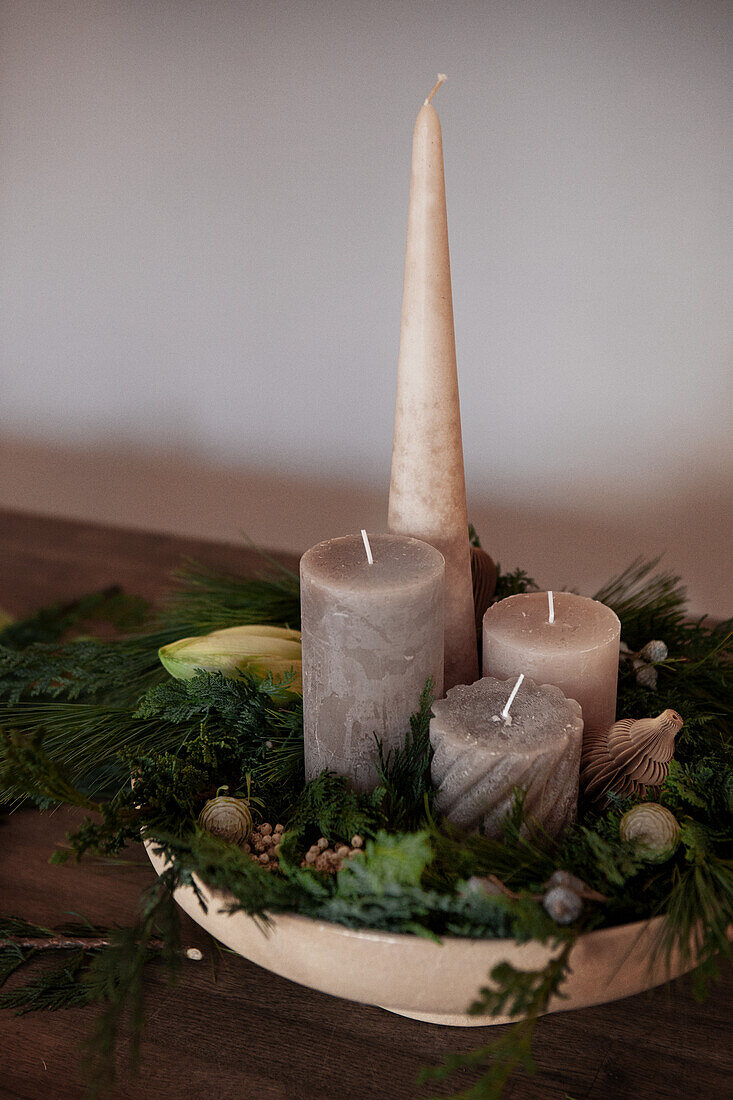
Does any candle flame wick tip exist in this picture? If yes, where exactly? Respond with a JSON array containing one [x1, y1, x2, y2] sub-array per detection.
[[501, 672, 524, 721], [360, 529, 374, 566], [424, 74, 447, 106]]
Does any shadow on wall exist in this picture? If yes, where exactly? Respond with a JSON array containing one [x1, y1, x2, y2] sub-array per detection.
[[1, 435, 730, 618]]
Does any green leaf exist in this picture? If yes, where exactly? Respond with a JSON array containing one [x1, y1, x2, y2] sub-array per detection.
[[336, 830, 432, 895]]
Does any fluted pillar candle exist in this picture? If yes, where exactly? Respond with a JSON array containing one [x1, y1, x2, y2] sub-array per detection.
[[388, 77, 478, 691], [430, 675, 584, 838], [300, 533, 445, 792]]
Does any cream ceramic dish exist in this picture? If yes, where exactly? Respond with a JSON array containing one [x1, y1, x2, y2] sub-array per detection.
[[145, 841, 699, 1026]]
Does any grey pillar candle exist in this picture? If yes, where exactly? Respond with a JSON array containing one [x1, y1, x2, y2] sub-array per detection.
[[301, 533, 444, 792], [430, 675, 584, 838], [483, 592, 621, 738]]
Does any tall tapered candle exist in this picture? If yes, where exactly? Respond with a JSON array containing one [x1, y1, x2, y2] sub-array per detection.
[[388, 76, 478, 691]]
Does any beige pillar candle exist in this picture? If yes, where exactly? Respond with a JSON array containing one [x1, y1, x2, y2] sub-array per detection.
[[483, 592, 621, 737], [388, 76, 478, 692], [300, 532, 444, 792], [430, 674, 584, 838]]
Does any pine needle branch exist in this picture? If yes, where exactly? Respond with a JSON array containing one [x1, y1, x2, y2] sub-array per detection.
[[161, 560, 300, 635], [0, 950, 91, 1014]]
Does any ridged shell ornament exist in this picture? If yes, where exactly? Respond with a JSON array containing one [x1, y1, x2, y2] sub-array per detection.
[[619, 803, 681, 863], [580, 709, 683, 808], [198, 788, 253, 845], [470, 545, 498, 634]]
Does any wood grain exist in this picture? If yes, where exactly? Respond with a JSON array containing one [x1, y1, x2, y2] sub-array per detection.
[[0, 509, 730, 1099]]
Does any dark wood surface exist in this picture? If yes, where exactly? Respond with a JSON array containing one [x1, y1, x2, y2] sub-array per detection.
[[0, 509, 731, 1100]]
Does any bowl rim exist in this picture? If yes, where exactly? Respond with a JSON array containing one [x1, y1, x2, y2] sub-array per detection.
[[144, 836, 669, 951]]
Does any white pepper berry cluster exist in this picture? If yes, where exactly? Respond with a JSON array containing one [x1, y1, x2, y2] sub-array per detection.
[[242, 822, 284, 871], [301, 834, 364, 873]]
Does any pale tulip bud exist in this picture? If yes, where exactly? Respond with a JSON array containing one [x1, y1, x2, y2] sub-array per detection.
[[159, 624, 302, 695]]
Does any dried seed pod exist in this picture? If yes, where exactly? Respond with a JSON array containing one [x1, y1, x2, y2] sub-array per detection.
[[619, 803, 680, 863], [465, 875, 504, 897], [634, 661, 658, 690], [639, 640, 669, 664], [544, 870, 587, 896], [470, 545, 498, 634], [198, 792, 253, 845], [543, 870, 607, 903], [580, 709, 683, 809], [543, 885, 583, 925]]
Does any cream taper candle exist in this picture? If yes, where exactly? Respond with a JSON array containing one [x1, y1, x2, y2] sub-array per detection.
[[300, 533, 444, 792], [388, 76, 478, 692]]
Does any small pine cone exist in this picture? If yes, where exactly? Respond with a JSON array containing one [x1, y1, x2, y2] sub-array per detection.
[[336, 845, 350, 858], [259, 853, 270, 865], [274, 824, 284, 834], [304, 849, 318, 865], [543, 886, 583, 925], [260, 823, 273, 836], [351, 835, 364, 849], [316, 837, 329, 851]]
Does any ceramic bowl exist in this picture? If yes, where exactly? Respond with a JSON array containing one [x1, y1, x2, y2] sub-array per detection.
[[145, 841, 698, 1025]]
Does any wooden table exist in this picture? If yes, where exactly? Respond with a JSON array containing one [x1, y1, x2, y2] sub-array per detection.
[[0, 510, 730, 1100]]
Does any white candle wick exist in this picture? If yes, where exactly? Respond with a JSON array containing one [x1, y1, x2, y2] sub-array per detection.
[[501, 673, 525, 722], [361, 529, 374, 565], [424, 74, 447, 106], [548, 590, 555, 624]]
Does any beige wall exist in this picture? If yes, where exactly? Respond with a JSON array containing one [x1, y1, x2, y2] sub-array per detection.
[[1, 1, 731, 614]]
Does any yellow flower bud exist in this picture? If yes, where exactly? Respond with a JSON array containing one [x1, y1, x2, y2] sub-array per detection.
[[159, 624, 302, 695]]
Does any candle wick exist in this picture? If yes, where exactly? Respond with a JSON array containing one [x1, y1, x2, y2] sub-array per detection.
[[424, 73, 447, 106], [361, 529, 374, 565], [501, 673, 524, 722], [548, 590, 555, 624]]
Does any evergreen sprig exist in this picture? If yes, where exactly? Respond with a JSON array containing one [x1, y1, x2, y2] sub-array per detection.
[[0, 587, 149, 650], [82, 869, 182, 1097], [0, 555, 731, 1098], [375, 678, 435, 832], [419, 940, 574, 1099]]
